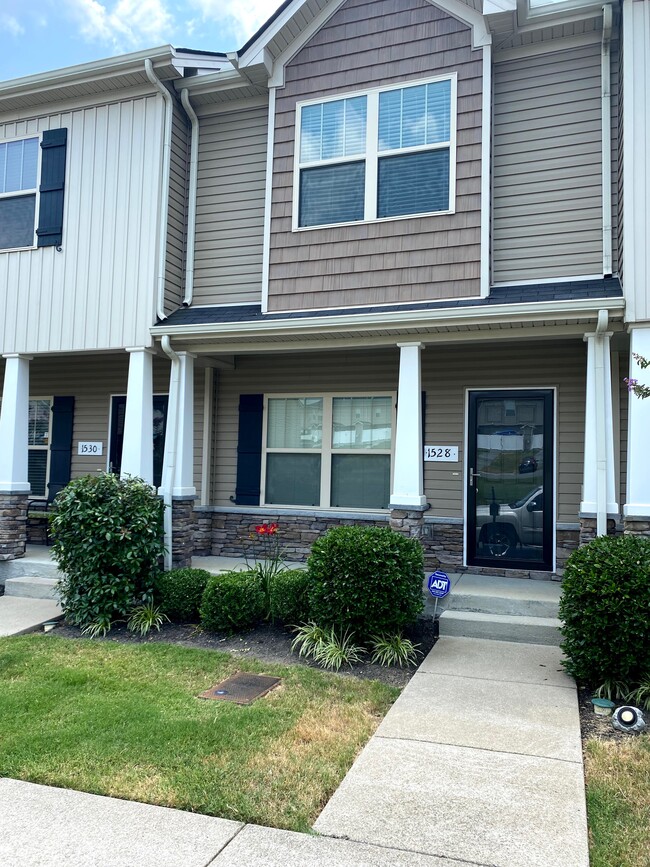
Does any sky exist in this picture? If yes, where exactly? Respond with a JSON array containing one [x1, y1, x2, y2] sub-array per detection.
[[0, 0, 282, 81]]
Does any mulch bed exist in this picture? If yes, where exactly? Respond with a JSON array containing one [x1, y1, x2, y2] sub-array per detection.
[[578, 686, 639, 744], [49, 618, 439, 689]]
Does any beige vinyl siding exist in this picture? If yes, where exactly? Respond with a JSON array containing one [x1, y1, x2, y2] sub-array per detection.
[[0, 95, 163, 354], [165, 101, 189, 311], [193, 103, 268, 306], [0, 353, 204, 501], [211, 341, 586, 525], [492, 45, 604, 283], [268, 0, 483, 312], [617, 37, 624, 279]]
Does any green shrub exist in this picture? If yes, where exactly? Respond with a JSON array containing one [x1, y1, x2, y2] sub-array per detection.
[[269, 569, 311, 624], [49, 473, 164, 631], [307, 526, 424, 642], [559, 534, 650, 686], [200, 570, 265, 634], [157, 568, 212, 623]]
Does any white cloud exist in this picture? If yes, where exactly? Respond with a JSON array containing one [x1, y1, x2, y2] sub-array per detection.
[[187, 0, 279, 45], [0, 14, 26, 36], [65, 0, 174, 49]]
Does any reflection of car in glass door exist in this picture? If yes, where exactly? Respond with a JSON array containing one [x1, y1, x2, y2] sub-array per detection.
[[475, 486, 544, 558]]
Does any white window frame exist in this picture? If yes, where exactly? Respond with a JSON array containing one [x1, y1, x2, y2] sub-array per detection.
[[27, 396, 53, 500], [292, 74, 457, 232], [260, 392, 397, 511], [0, 132, 42, 253]]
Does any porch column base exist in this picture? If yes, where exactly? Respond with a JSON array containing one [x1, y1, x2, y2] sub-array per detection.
[[0, 492, 29, 560], [171, 497, 196, 569], [623, 516, 650, 536], [578, 515, 616, 546], [390, 505, 427, 540]]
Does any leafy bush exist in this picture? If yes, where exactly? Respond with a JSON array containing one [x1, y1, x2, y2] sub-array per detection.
[[157, 568, 212, 623], [200, 570, 265, 634], [307, 526, 424, 642], [269, 568, 311, 624], [49, 473, 164, 631], [559, 534, 650, 686]]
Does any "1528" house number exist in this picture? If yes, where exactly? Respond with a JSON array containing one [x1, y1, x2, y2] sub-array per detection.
[[424, 446, 458, 462]]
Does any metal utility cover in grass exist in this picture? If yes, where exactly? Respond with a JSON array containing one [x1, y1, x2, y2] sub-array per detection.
[[198, 673, 281, 705]]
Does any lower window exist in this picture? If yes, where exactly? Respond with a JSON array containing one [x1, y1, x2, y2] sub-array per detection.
[[263, 394, 393, 509]]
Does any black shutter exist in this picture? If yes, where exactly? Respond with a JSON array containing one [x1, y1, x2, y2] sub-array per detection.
[[234, 394, 263, 506], [36, 128, 67, 248], [48, 396, 75, 501]]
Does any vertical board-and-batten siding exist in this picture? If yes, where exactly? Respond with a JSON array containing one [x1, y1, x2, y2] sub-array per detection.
[[165, 101, 189, 311], [492, 44, 607, 283], [268, 0, 483, 312], [0, 355, 205, 500], [0, 95, 163, 355], [192, 103, 268, 306], [212, 341, 586, 524]]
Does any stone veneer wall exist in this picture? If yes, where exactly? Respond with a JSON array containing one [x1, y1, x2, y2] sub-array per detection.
[[623, 517, 650, 536], [0, 493, 29, 561]]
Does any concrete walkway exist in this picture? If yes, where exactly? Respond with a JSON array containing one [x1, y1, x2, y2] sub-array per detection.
[[0, 636, 589, 867]]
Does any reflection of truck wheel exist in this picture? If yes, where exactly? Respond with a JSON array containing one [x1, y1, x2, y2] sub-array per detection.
[[483, 525, 516, 558]]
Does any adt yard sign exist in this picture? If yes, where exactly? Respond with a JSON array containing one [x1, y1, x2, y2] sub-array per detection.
[[428, 570, 451, 599]]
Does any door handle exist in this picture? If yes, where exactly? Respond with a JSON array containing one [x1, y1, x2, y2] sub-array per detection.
[[469, 468, 481, 487]]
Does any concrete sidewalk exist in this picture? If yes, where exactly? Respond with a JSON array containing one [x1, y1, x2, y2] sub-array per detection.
[[0, 637, 589, 867]]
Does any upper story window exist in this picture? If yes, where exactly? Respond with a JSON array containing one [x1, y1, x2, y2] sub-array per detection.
[[0, 128, 68, 253], [295, 75, 456, 230], [0, 137, 39, 250]]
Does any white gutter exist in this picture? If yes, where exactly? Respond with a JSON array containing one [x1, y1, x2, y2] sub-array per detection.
[[594, 308, 609, 536], [160, 335, 181, 570], [601, 4, 613, 275], [145, 58, 173, 322], [180, 88, 199, 307]]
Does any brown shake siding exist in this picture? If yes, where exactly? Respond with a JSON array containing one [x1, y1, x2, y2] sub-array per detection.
[[268, 0, 483, 312]]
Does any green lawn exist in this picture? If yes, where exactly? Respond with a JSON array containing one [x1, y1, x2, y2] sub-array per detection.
[[0, 634, 397, 832], [585, 735, 650, 867]]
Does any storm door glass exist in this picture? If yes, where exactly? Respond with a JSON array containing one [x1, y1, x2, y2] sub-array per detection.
[[467, 390, 553, 571]]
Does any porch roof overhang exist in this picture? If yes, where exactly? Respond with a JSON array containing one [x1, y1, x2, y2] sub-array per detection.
[[150, 280, 626, 356]]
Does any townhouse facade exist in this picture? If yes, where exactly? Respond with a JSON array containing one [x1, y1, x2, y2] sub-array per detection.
[[0, 0, 649, 580]]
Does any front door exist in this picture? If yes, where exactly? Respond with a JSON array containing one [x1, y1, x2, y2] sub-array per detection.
[[467, 390, 554, 571], [109, 395, 168, 489]]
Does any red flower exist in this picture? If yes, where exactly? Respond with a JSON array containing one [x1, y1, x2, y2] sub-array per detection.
[[255, 525, 267, 535], [267, 523, 279, 535]]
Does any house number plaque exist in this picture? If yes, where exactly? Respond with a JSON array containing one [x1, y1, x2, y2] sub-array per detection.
[[424, 446, 458, 462], [78, 442, 103, 456]]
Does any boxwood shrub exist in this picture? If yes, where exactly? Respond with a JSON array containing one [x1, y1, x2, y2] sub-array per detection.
[[157, 568, 212, 623], [307, 525, 424, 642], [559, 534, 650, 686], [268, 568, 311, 625], [200, 570, 265, 634]]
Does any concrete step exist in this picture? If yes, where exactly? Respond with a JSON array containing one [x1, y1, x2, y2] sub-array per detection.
[[4, 576, 60, 601], [0, 545, 61, 587], [0, 596, 63, 637], [443, 573, 561, 619], [439, 609, 562, 646]]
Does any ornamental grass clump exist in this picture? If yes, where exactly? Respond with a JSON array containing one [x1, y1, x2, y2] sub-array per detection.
[[559, 534, 650, 687], [49, 473, 165, 634]]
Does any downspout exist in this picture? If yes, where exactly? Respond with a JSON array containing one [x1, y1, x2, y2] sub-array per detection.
[[160, 335, 181, 570], [595, 309, 609, 536], [601, 4, 613, 275], [145, 58, 173, 321], [180, 88, 199, 307]]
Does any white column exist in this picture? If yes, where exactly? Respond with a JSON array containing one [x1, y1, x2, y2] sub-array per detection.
[[173, 351, 196, 498], [121, 348, 154, 486], [390, 342, 426, 508], [0, 354, 31, 493], [581, 330, 618, 524], [624, 326, 650, 517]]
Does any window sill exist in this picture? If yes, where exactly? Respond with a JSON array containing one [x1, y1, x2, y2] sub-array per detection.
[[0, 245, 37, 254], [292, 207, 455, 233]]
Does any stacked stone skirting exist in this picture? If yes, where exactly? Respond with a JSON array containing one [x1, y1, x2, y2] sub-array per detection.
[[623, 517, 650, 536], [0, 492, 29, 561], [578, 517, 618, 545], [170, 498, 196, 569]]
